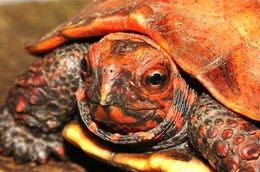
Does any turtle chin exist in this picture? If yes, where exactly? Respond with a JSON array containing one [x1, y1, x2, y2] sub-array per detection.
[[89, 104, 162, 134]]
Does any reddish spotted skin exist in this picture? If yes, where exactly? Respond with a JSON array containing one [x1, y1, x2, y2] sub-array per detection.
[[0, 43, 89, 163], [189, 94, 260, 172]]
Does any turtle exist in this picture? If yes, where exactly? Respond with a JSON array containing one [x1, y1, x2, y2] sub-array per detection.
[[0, 0, 259, 171]]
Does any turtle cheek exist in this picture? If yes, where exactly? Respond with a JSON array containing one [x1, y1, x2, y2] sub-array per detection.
[[85, 79, 102, 103], [90, 105, 137, 127], [89, 104, 164, 134], [88, 82, 161, 120]]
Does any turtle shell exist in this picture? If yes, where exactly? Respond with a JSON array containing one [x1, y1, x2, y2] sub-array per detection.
[[26, 0, 260, 121]]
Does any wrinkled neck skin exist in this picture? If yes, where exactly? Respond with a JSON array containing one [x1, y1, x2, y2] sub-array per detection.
[[78, 32, 197, 151]]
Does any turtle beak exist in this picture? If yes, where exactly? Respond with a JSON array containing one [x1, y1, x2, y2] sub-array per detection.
[[99, 65, 118, 106], [100, 80, 113, 105]]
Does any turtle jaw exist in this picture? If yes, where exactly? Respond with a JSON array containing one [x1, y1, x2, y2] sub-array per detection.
[[88, 103, 164, 134]]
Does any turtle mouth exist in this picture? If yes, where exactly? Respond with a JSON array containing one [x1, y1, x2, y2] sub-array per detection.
[[88, 103, 163, 134]]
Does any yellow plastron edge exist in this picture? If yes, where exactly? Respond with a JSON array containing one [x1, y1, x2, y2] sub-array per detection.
[[63, 122, 213, 172]]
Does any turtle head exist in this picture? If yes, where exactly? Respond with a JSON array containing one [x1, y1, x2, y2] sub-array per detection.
[[78, 33, 196, 148]]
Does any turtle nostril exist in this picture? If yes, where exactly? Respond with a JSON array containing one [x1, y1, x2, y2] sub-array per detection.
[[102, 66, 116, 75], [109, 69, 114, 74]]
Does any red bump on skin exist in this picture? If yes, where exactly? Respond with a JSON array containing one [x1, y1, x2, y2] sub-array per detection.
[[238, 142, 259, 160], [213, 140, 229, 157], [76, 88, 86, 100], [29, 93, 39, 105], [207, 127, 218, 138], [32, 73, 46, 86], [221, 129, 233, 140], [215, 118, 224, 125], [242, 123, 257, 135], [199, 125, 206, 136], [233, 135, 245, 145], [226, 119, 238, 128], [223, 156, 241, 171], [15, 96, 28, 113]]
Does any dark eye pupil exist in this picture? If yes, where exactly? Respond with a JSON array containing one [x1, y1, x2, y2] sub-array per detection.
[[80, 58, 88, 71], [149, 73, 164, 86]]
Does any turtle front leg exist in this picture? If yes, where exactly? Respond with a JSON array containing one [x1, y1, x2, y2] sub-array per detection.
[[188, 94, 259, 171], [0, 43, 89, 163]]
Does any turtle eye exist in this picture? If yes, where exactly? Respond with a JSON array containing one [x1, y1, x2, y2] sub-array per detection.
[[144, 69, 168, 89], [147, 73, 166, 86]]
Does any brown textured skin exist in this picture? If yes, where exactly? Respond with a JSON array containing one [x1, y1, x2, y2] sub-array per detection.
[[26, 0, 260, 121], [0, 43, 89, 163], [189, 94, 260, 172]]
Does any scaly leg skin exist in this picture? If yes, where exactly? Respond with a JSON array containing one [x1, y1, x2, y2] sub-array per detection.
[[0, 43, 89, 163], [189, 94, 259, 172]]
